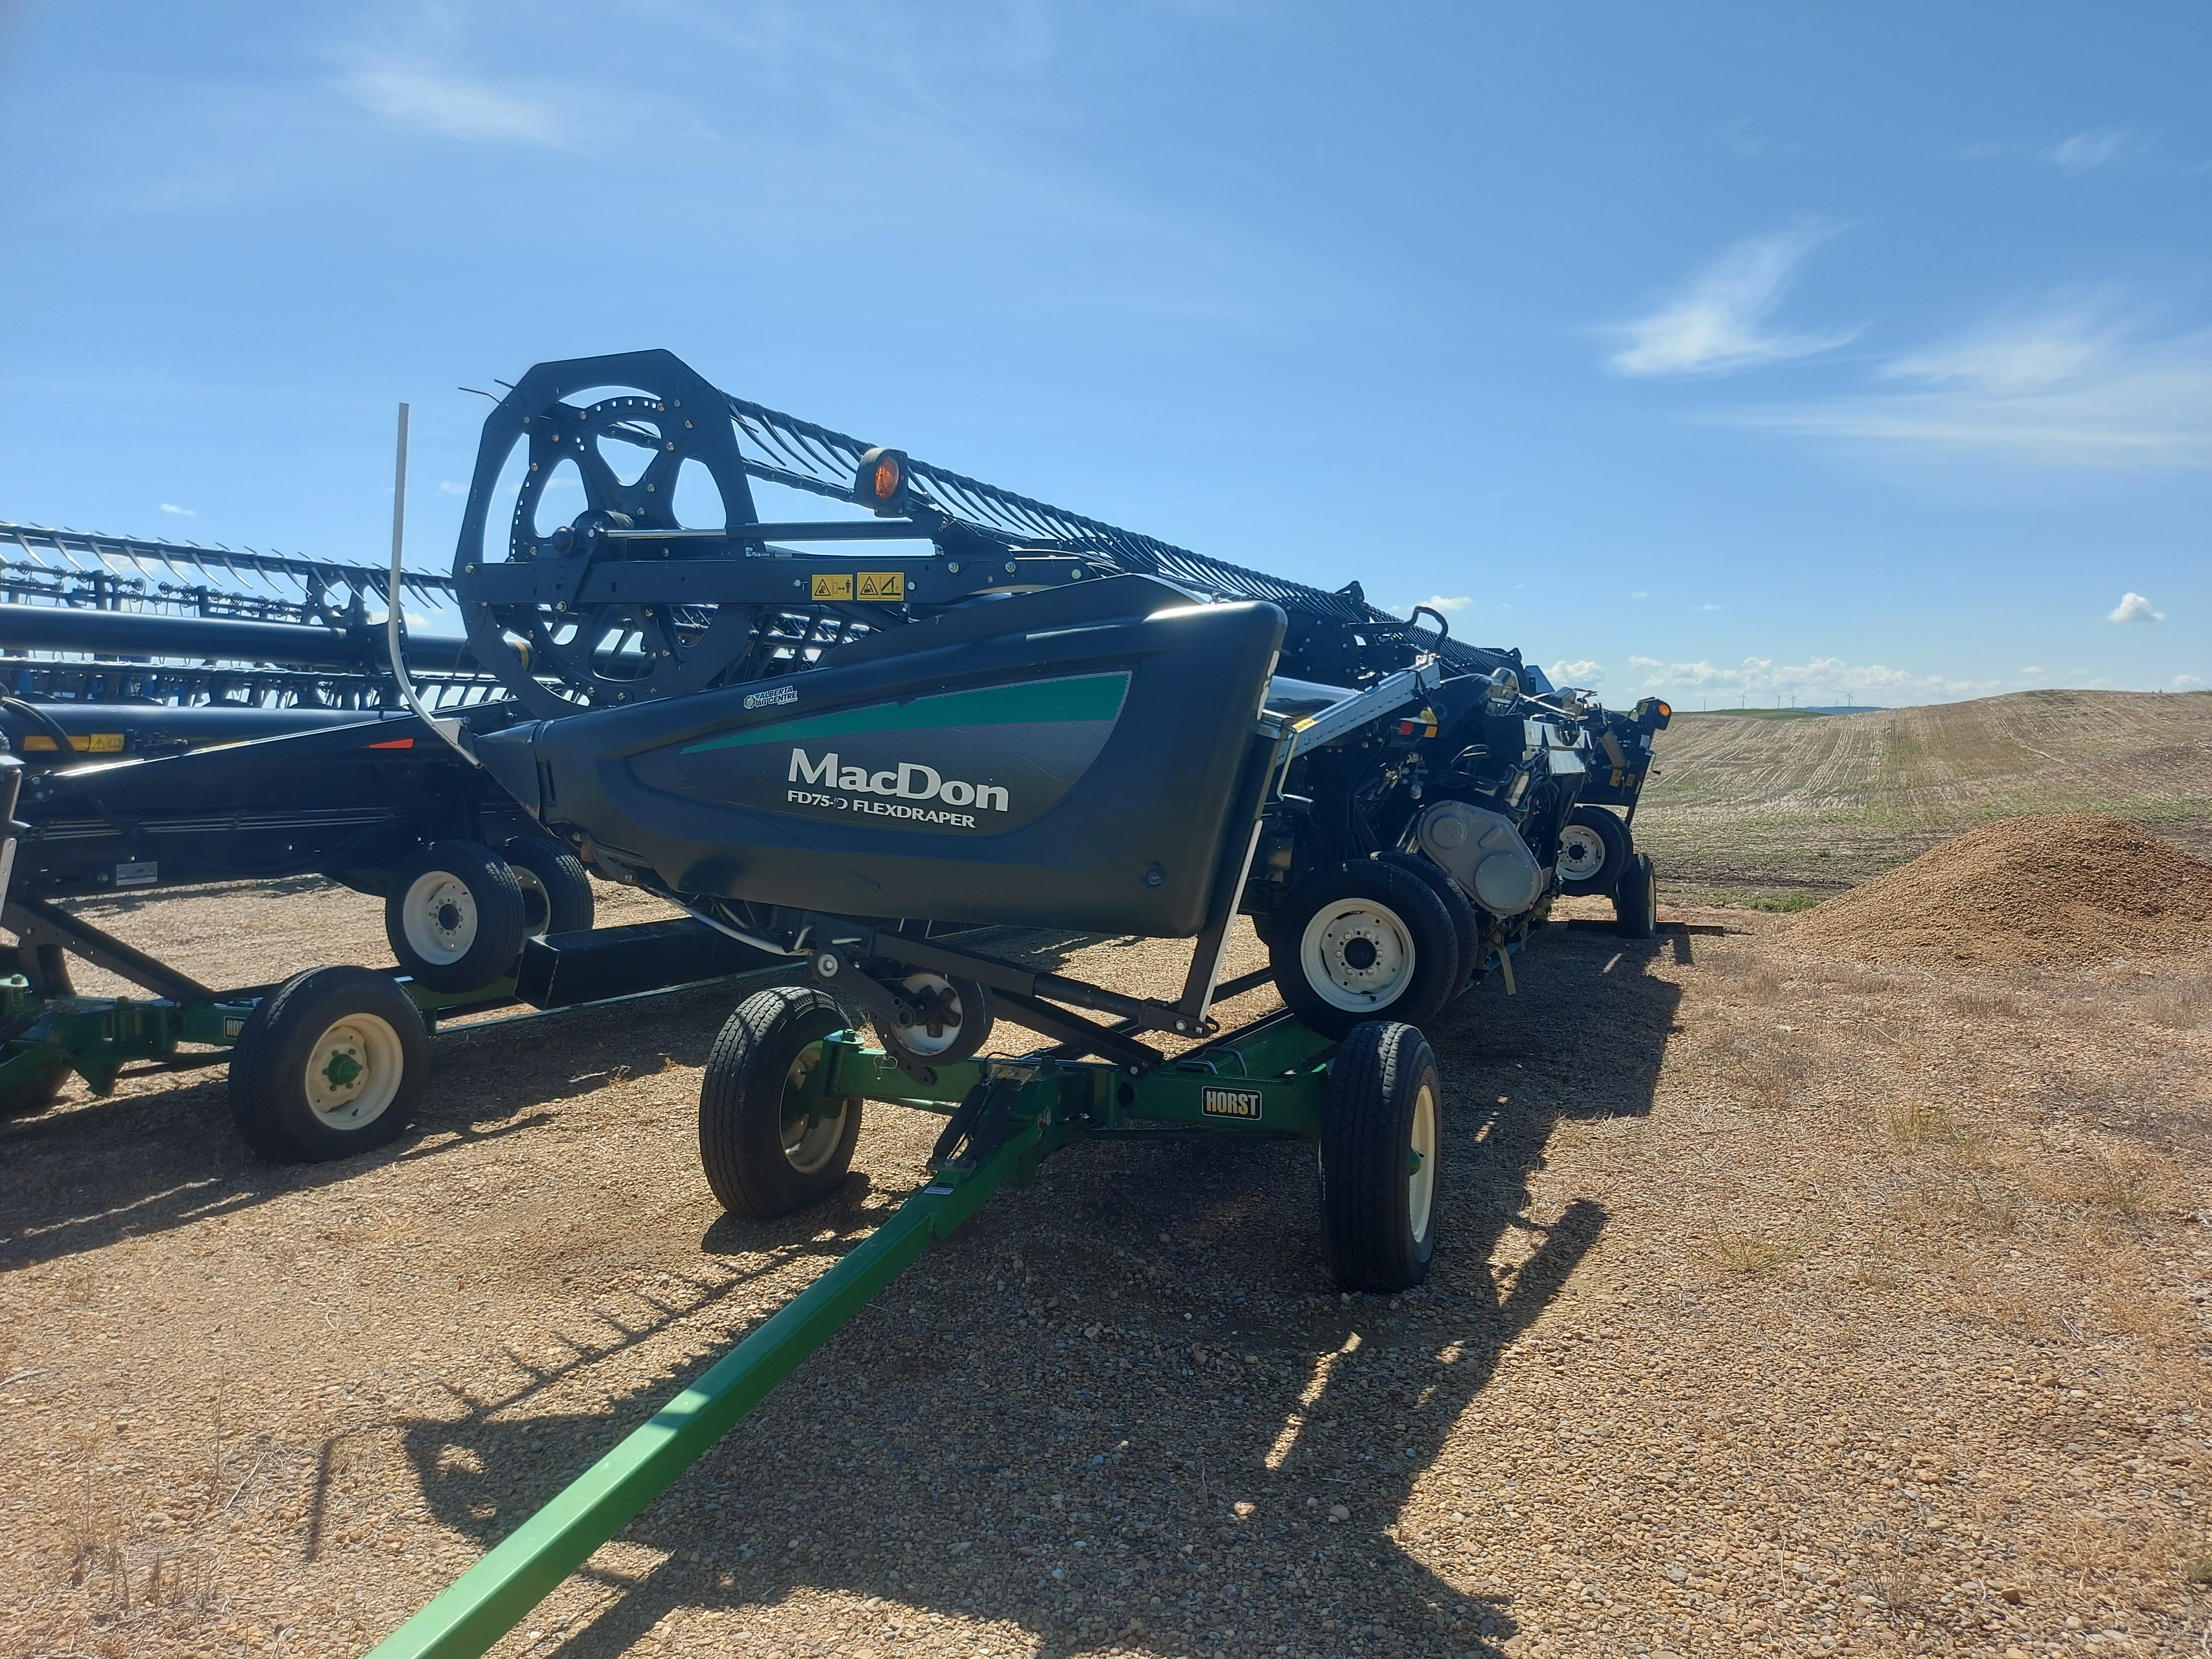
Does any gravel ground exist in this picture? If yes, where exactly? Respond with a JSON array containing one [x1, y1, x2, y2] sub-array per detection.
[[1, 881, 2208, 1659]]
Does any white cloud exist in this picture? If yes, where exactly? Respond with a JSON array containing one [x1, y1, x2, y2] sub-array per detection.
[[439, 480, 468, 496], [2020, 665, 2045, 676], [2052, 129, 2140, 174], [1607, 224, 1857, 377], [1630, 590, 1648, 599], [1695, 603, 1722, 612], [1625, 653, 2002, 705], [1548, 659, 1604, 686], [160, 502, 193, 516], [2177, 675, 2205, 690], [1394, 595, 1471, 617], [1730, 305, 2212, 470], [2108, 592, 2165, 623], [343, 65, 565, 147]]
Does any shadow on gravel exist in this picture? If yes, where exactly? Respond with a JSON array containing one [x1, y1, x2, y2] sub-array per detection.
[[0, 983, 745, 1271], [393, 922, 1682, 1659]]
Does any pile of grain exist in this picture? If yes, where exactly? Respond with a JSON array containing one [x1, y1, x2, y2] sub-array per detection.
[[1790, 812, 2212, 965]]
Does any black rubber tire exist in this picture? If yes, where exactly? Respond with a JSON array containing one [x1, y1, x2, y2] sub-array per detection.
[[0, 940, 73, 999], [1319, 1020, 1442, 1293], [699, 985, 864, 1219], [227, 966, 430, 1162], [871, 972, 995, 1068], [0, 945, 71, 1119], [1376, 852, 1480, 996], [1268, 860, 1462, 1040], [0, 1052, 71, 1119], [1558, 805, 1632, 897], [383, 841, 527, 992], [1614, 851, 1658, 939], [501, 836, 595, 939]]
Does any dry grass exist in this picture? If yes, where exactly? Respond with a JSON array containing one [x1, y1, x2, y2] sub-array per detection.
[[2033, 1145, 2189, 1221], [1880, 1096, 1949, 1149], [1697, 1216, 1815, 1276], [1737, 1038, 1814, 1109], [2140, 973, 2212, 1031]]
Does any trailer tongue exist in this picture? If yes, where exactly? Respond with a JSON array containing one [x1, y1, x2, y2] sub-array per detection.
[[368, 1006, 1374, 1659]]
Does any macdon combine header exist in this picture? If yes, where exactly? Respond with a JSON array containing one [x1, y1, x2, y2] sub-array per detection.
[[2, 351, 1670, 1657]]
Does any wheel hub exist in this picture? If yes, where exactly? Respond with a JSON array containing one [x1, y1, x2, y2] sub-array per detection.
[[779, 1041, 849, 1174], [301, 1014, 405, 1129], [1559, 825, 1603, 877], [1302, 900, 1415, 1010], [402, 873, 479, 964]]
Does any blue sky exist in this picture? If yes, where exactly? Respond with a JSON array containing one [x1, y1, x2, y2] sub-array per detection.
[[2, 1, 2205, 708]]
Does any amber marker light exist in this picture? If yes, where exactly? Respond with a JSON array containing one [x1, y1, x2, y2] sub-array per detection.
[[853, 447, 913, 517]]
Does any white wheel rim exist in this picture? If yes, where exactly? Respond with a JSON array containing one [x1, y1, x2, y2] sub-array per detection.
[[891, 972, 966, 1056], [1558, 824, 1605, 880], [400, 871, 477, 966], [510, 865, 552, 938], [1408, 1081, 1438, 1244], [779, 1040, 848, 1173], [301, 1012, 405, 1130], [1299, 898, 1416, 1012]]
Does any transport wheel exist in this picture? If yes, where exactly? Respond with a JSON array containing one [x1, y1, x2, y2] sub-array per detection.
[[227, 966, 430, 1162], [1614, 852, 1658, 940], [1376, 852, 1479, 997], [699, 985, 864, 1218], [1318, 1019, 1441, 1293], [1557, 806, 1631, 897], [872, 972, 995, 1068], [0, 940, 73, 999], [0, 1051, 71, 1119], [384, 841, 527, 992], [1269, 860, 1461, 1040], [0, 946, 71, 1119], [501, 836, 596, 939]]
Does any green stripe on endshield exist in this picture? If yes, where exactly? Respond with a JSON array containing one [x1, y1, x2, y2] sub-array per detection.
[[681, 672, 1129, 755]]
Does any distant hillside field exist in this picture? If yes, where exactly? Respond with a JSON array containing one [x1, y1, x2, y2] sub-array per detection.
[[1626, 688, 2212, 903]]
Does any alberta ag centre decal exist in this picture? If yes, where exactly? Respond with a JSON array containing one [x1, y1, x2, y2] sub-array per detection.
[[626, 672, 1132, 835]]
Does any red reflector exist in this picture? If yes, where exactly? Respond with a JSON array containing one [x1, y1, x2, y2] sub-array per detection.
[[367, 737, 414, 749]]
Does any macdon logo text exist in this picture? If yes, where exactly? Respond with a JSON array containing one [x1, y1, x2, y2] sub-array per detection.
[[786, 748, 1008, 827]]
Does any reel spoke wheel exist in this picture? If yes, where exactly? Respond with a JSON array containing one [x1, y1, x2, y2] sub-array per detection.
[[385, 841, 527, 992], [1557, 805, 1631, 897], [228, 966, 429, 1163], [1270, 860, 1461, 1040], [1318, 1020, 1442, 1293], [453, 352, 799, 718], [698, 985, 865, 1219]]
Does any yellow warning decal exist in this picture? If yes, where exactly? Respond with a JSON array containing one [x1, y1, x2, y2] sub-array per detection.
[[856, 571, 906, 602], [22, 732, 124, 752], [811, 573, 854, 601]]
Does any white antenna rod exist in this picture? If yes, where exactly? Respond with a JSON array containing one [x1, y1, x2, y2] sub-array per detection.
[[387, 402, 475, 762]]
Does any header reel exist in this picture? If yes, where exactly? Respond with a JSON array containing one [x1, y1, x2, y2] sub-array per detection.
[[453, 349, 1539, 719], [453, 351, 1109, 719]]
